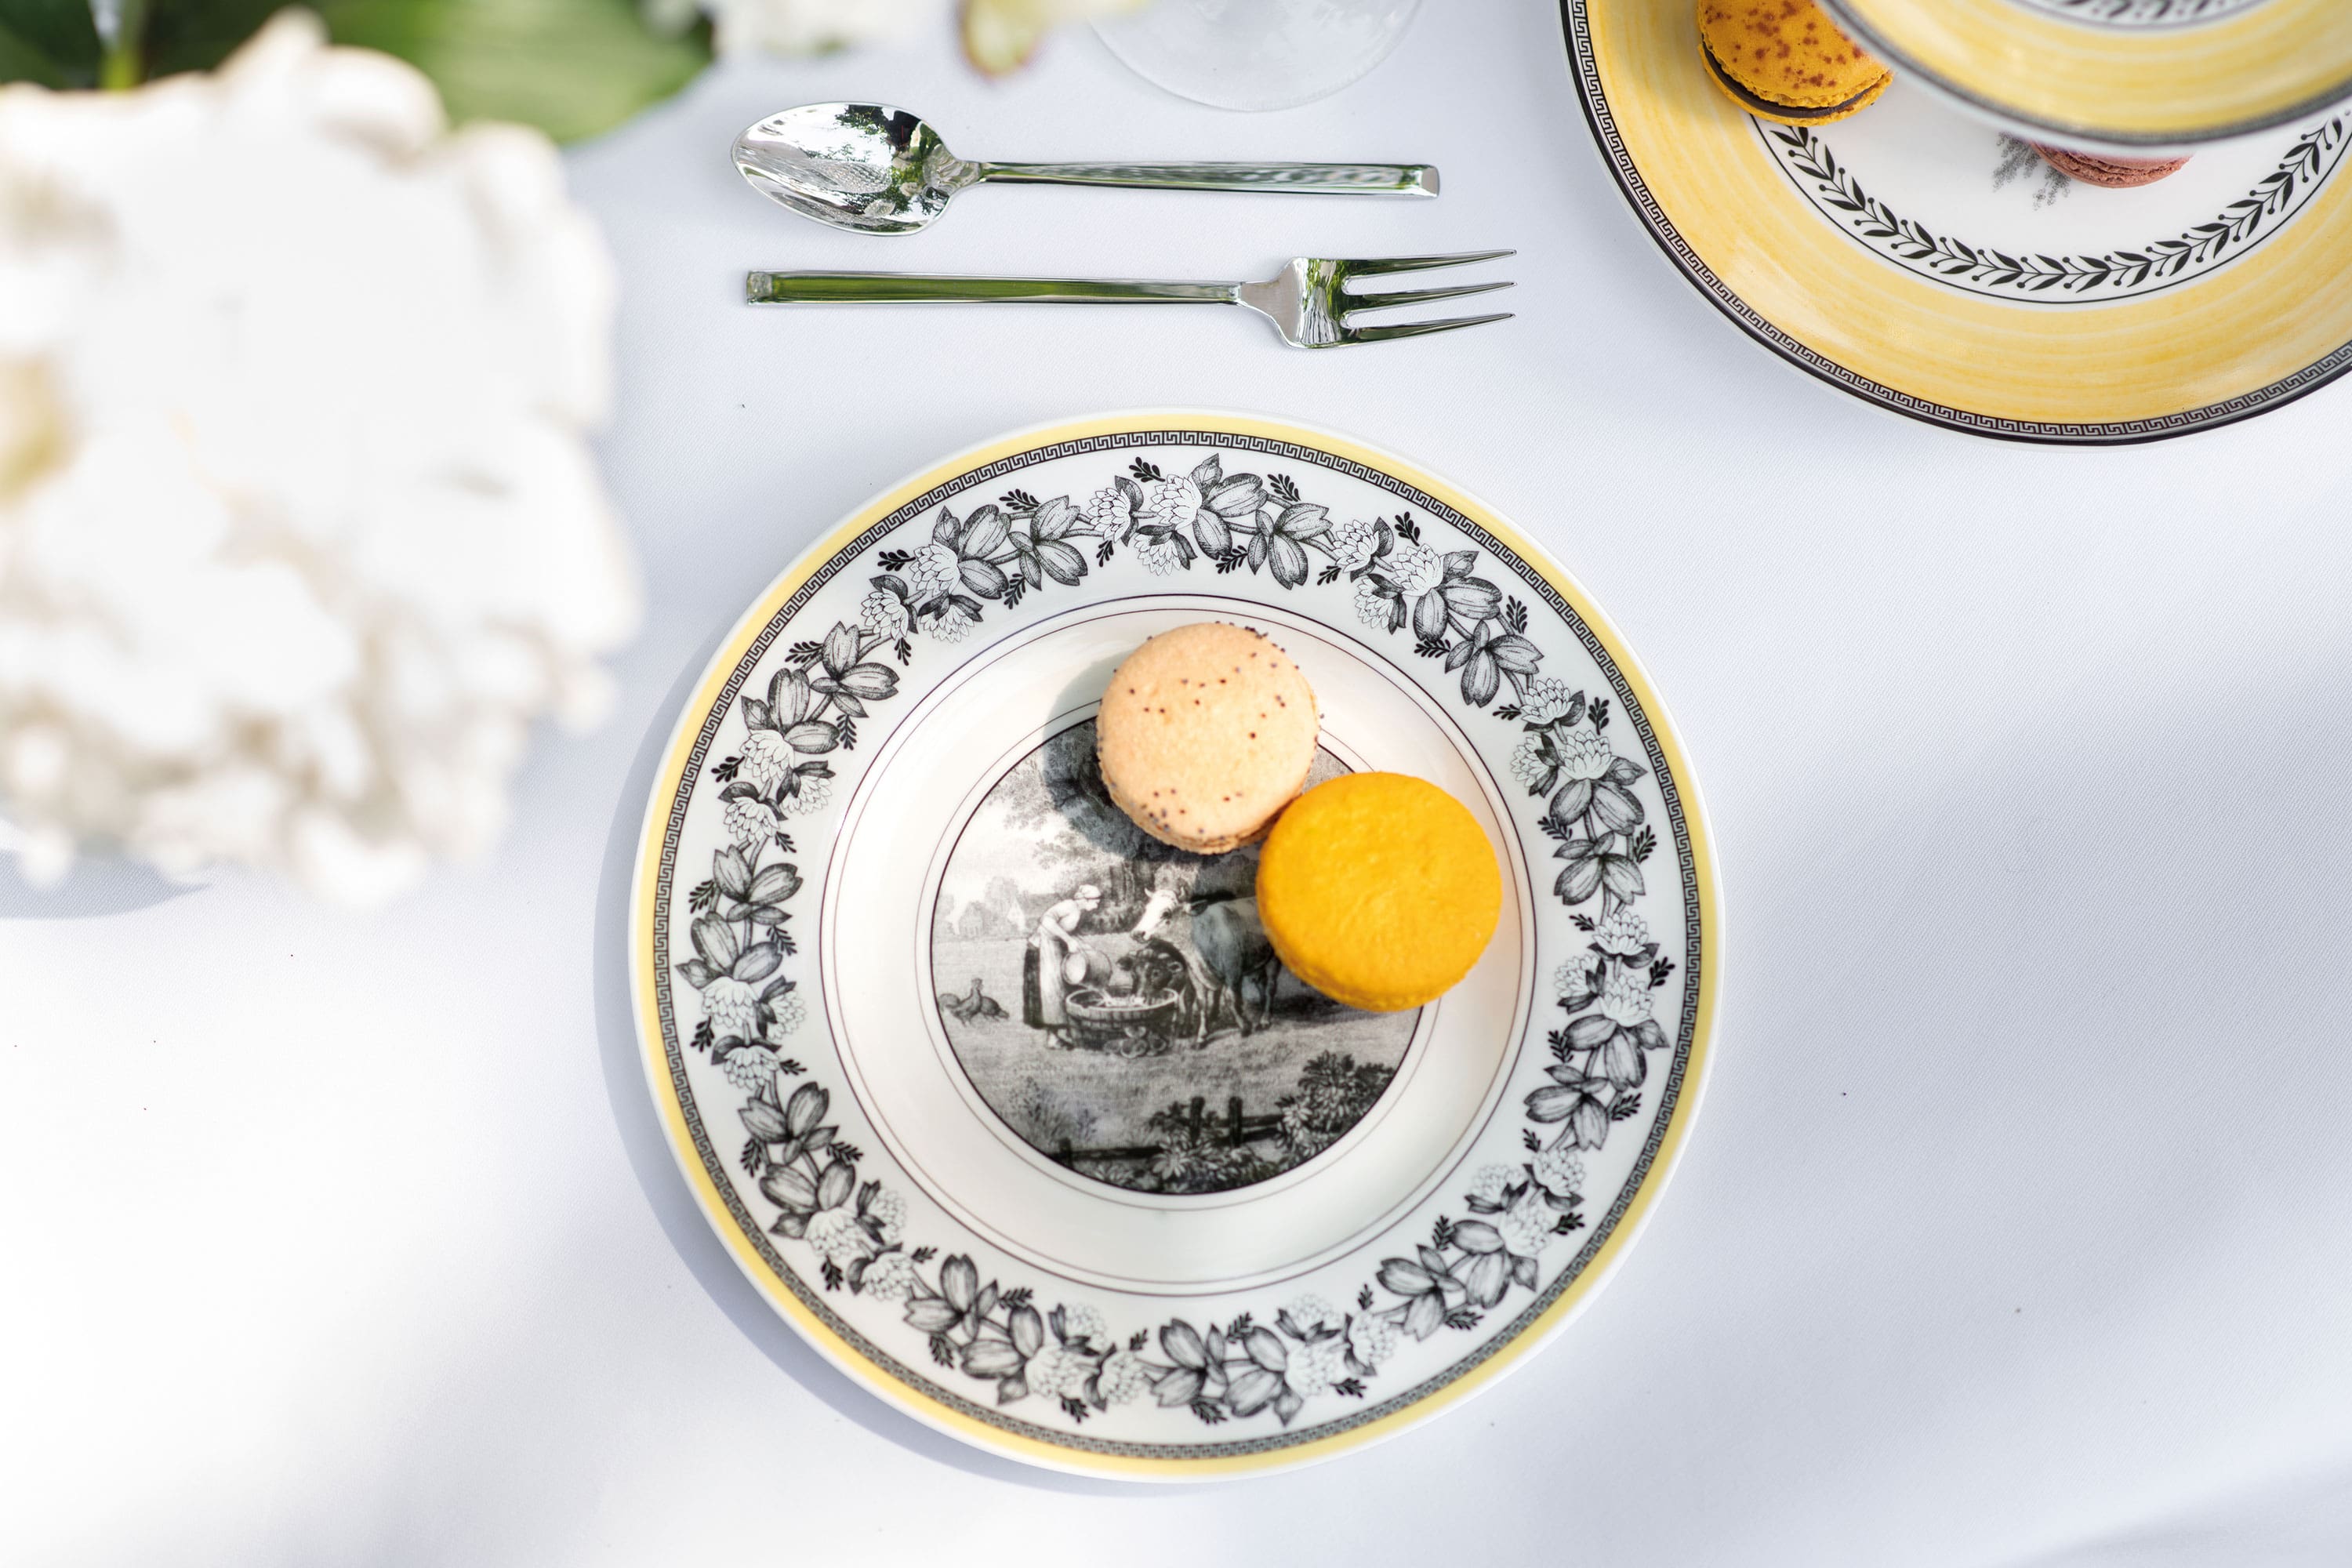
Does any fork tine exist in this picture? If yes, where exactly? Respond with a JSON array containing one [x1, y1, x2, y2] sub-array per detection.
[[1337, 249, 1516, 276], [1341, 311, 1515, 346], [1345, 279, 1515, 315]]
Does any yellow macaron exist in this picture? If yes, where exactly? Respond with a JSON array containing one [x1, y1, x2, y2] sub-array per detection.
[[1697, 0, 1891, 127], [1255, 772, 1501, 1013]]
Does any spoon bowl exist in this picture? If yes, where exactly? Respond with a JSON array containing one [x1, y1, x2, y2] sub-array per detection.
[[733, 102, 1439, 235]]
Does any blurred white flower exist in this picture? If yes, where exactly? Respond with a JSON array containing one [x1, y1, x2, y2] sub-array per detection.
[[927, 601, 978, 642], [695, 0, 948, 56], [1554, 949, 1599, 999], [905, 541, 960, 605], [1058, 1301, 1107, 1347], [1496, 1189, 1553, 1259], [805, 1205, 872, 1267], [1555, 722, 1611, 782], [717, 1044, 781, 1094], [1532, 1145, 1584, 1198], [1600, 967, 1652, 1028], [775, 771, 831, 818], [1135, 535, 1183, 576], [735, 731, 794, 794], [1467, 1163, 1515, 1207], [0, 15, 637, 903], [858, 586, 909, 640], [1509, 733, 1549, 787], [702, 976, 760, 1041], [1076, 485, 1127, 537], [768, 989, 807, 1036], [1352, 576, 1392, 629], [1283, 1294, 1342, 1335], [723, 796, 779, 850], [1384, 540, 1443, 598]]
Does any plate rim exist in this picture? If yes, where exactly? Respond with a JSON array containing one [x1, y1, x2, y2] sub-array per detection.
[[1561, 0, 2352, 445], [627, 409, 1722, 1479], [1817, 0, 2352, 150]]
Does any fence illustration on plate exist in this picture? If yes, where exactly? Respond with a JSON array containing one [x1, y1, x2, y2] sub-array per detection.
[[668, 445, 1681, 1429]]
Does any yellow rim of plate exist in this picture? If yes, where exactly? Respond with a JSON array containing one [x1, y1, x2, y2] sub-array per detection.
[[1577, 0, 2352, 439], [628, 410, 1722, 1479], [1822, 0, 2352, 145]]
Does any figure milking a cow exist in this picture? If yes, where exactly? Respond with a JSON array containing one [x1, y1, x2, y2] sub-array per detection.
[[1020, 880, 1283, 1056]]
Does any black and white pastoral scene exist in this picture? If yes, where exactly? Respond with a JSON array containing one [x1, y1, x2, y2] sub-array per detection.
[[928, 719, 1417, 1194]]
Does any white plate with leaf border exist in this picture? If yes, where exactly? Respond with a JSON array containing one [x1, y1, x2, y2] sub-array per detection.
[[629, 412, 1720, 1478]]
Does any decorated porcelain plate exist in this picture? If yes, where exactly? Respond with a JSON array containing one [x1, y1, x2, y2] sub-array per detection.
[[1566, 0, 2352, 441], [1818, 0, 2352, 149], [629, 413, 1719, 1478]]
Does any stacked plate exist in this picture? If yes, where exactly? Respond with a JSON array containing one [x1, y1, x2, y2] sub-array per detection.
[[1564, 0, 2352, 441]]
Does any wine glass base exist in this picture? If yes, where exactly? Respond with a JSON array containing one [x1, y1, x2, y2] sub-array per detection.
[[1094, 0, 1425, 113]]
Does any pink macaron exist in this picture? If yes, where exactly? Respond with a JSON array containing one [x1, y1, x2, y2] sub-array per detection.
[[2031, 143, 2190, 189]]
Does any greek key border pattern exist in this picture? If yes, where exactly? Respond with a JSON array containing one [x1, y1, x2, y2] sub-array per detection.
[[648, 428, 1705, 1460]]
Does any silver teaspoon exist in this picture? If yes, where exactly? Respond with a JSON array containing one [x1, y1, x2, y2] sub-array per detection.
[[733, 102, 1439, 235]]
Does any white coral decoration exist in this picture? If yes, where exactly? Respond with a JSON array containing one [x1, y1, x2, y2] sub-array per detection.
[[1024, 1342, 1093, 1400], [1510, 734, 1551, 788], [1519, 677, 1578, 726], [861, 1249, 919, 1302], [1329, 517, 1380, 572], [1139, 476, 1201, 536], [723, 797, 779, 851], [927, 601, 979, 643], [1556, 723, 1611, 782], [1497, 1189, 1554, 1258], [1285, 1335, 1350, 1399], [1078, 485, 1128, 537], [805, 1207, 872, 1268], [702, 976, 760, 1042], [858, 587, 909, 640], [1284, 1294, 1343, 1334], [699, 0, 948, 57], [865, 1186, 906, 1245], [1600, 967, 1653, 1028], [1555, 949, 1600, 999], [906, 542, 960, 605], [768, 989, 808, 1036], [718, 1045, 781, 1094], [1468, 1163, 1516, 1207], [1352, 576, 1393, 630], [1593, 907, 1650, 956], [1533, 1145, 1585, 1197], [1385, 540, 1443, 598], [1348, 1314, 1399, 1370], [1097, 1347, 1152, 1405], [1136, 535, 1184, 576], [1058, 1302, 1108, 1347], [0, 15, 637, 902], [736, 731, 795, 794]]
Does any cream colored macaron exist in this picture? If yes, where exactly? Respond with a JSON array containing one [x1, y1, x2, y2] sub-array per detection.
[[1095, 623, 1319, 854]]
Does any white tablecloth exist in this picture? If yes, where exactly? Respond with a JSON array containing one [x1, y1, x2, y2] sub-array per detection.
[[9, 2, 2352, 1561]]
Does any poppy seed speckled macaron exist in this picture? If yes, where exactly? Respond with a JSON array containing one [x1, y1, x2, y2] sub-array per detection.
[[1256, 772, 1502, 1014], [1697, 0, 1891, 127], [1095, 623, 1319, 855]]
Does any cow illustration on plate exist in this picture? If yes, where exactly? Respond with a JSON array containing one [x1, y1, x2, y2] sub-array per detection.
[[929, 719, 1417, 1195]]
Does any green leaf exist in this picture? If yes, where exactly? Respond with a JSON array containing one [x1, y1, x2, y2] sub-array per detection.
[[321, 0, 709, 142], [0, 0, 103, 88]]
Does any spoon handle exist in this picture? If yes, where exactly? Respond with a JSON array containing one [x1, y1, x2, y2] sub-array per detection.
[[978, 162, 1438, 197], [746, 272, 1240, 305]]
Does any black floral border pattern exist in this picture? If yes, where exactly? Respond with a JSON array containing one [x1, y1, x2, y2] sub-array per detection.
[[1563, 0, 2352, 443], [646, 430, 1706, 1461], [1762, 118, 2347, 302]]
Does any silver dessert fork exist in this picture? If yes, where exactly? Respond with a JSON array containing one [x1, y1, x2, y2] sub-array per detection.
[[744, 251, 1515, 349]]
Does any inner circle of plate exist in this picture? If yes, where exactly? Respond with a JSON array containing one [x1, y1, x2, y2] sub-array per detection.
[[629, 412, 1718, 1478], [1565, 0, 2352, 442]]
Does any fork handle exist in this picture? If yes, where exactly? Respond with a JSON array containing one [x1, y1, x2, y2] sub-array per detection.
[[746, 271, 1239, 305], [978, 162, 1437, 198]]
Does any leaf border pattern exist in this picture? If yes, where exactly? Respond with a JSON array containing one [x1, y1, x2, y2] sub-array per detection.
[[2007, 0, 2267, 26], [1558, 0, 2352, 443], [1762, 118, 2347, 302], [646, 430, 1706, 1461]]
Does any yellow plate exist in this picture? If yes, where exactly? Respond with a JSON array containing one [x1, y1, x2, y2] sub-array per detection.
[[1568, 0, 2352, 441], [630, 412, 1719, 1476], [1821, 0, 2352, 148]]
